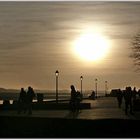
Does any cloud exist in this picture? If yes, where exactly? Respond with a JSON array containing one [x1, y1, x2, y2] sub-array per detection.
[[0, 1, 140, 89]]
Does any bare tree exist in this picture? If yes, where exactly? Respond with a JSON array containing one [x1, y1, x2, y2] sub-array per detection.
[[130, 32, 140, 71]]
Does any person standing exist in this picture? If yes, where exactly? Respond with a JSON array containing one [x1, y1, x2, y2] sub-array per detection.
[[75, 91, 82, 113], [26, 86, 36, 115], [124, 87, 134, 115], [17, 88, 27, 114], [132, 87, 137, 101], [70, 85, 77, 113]]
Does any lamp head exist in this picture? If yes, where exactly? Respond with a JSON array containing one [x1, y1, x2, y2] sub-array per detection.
[[55, 70, 59, 76], [80, 76, 83, 80]]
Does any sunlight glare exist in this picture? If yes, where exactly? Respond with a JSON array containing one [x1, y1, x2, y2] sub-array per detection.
[[73, 29, 110, 62]]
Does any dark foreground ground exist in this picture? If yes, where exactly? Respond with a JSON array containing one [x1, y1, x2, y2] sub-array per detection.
[[1, 97, 140, 138], [1, 116, 140, 138]]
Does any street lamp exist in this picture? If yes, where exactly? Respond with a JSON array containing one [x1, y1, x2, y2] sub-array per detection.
[[80, 76, 83, 94], [55, 70, 59, 103], [95, 78, 98, 98], [105, 81, 108, 96]]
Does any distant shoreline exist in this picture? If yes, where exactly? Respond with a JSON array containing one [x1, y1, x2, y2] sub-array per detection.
[[0, 91, 107, 102]]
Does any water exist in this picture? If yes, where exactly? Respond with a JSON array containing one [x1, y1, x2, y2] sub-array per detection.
[[0, 91, 106, 104]]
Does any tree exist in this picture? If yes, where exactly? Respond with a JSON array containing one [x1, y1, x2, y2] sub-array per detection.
[[130, 32, 140, 71]]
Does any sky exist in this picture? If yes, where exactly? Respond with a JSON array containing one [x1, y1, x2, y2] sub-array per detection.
[[0, 1, 140, 91]]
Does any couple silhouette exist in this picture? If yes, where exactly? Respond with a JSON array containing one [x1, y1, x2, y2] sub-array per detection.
[[18, 86, 35, 115], [70, 85, 82, 113]]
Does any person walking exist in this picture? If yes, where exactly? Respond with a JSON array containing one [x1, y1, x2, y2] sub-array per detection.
[[117, 89, 123, 108]]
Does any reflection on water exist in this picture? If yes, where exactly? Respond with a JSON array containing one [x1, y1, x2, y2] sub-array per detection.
[[0, 100, 13, 104], [0, 99, 68, 105], [0, 100, 3, 104]]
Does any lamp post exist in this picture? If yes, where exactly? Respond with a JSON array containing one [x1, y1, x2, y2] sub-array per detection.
[[95, 78, 98, 98], [80, 76, 83, 94], [105, 81, 108, 96], [55, 70, 59, 103]]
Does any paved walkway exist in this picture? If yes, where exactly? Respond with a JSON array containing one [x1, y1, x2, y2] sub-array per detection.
[[0, 97, 140, 120]]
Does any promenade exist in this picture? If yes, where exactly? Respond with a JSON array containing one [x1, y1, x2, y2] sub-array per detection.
[[1, 97, 140, 138], [0, 97, 139, 120]]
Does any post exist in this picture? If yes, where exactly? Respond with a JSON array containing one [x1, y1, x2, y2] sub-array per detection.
[[95, 78, 98, 98], [105, 81, 108, 96], [55, 70, 59, 103], [80, 76, 83, 94]]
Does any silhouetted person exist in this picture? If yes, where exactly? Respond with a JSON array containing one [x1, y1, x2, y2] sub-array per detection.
[[116, 89, 123, 108], [124, 87, 134, 115], [70, 85, 77, 112], [26, 86, 35, 115], [138, 89, 140, 97], [133, 87, 137, 101], [89, 90, 96, 100], [17, 88, 27, 114], [75, 91, 82, 113]]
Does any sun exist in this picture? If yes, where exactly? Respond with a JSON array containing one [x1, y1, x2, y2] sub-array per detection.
[[73, 31, 110, 62]]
